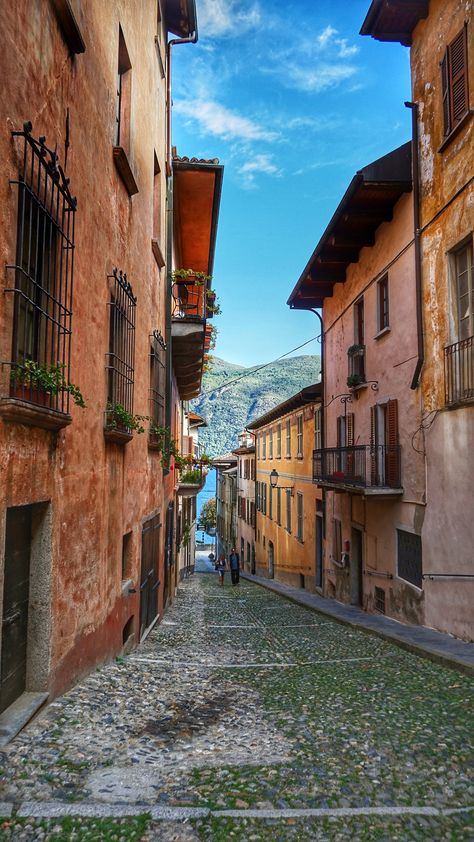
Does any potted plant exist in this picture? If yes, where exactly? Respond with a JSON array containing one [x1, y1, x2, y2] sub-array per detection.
[[11, 360, 86, 408], [105, 402, 147, 434], [347, 344, 365, 356], [171, 269, 211, 285], [347, 373, 365, 389]]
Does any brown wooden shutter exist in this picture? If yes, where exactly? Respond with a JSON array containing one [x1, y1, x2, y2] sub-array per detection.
[[347, 413, 355, 447], [337, 415, 343, 448], [386, 399, 399, 487], [449, 26, 469, 128], [441, 50, 450, 136], [370, 405, 376, 486]]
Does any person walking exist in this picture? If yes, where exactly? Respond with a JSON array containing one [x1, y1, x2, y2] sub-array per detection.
[[229, 547, 240, 585], [217, 553, 226, 586]]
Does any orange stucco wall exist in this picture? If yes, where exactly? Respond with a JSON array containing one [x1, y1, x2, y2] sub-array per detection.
[[0, 1, 176, 696]]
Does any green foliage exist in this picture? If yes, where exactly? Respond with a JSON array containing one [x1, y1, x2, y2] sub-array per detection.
[[192, 354, 321, 456], [105, 402, 147, 433], [11, 360, 86, 408], [347, 343, 365, 356], [347, 373, 365, 388], [200, 497, 217, 532], [180, 524, 192, 549], [171, 268, 211, 283], [180, 468, 202, 484]]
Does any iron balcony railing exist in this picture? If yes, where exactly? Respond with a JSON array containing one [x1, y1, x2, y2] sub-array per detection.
[[313, 445, 401, 489], [444, 335, 474, 406], [171, 280, 206, 321]]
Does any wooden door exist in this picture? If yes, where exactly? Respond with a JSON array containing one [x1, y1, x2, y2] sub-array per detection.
[[316, 513, 323, 589], [139, 513, 161, 638], [1, 506, 32, 713], [350, 527, 363, 607]]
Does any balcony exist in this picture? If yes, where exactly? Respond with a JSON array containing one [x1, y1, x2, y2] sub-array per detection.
[[313, 445, 402, 495], [445, 336, 474, 407], [177, 463, 208, 497], [347, 344, 366, 389], [171, 280, 206, 401]]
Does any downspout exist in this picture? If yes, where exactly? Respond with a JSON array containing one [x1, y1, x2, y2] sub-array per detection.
[[166, 30, 197, 176], [164, 24, 197, 465], [405, 101, 424, 390]]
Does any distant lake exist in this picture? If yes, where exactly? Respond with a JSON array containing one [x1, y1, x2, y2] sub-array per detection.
[[196, 467, 217, 546]]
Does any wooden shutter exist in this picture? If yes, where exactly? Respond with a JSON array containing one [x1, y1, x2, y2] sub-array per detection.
[[449, 27, 469, 128], [441, 50, 450, 136], [370, 405, 376, 486], [336, 415, 343, 447], [386, 399, 399, 487], [346, 413, 355, 447]]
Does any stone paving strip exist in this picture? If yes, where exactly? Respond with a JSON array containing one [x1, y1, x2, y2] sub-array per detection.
[[0, 573, 473, 841], [7, 800, 474, 819]]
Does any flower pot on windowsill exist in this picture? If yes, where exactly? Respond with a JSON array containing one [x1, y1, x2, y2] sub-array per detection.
[[11, 384, 53, 407]]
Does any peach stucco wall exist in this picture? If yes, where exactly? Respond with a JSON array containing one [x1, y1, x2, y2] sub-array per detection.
[[322, 190, 427, 623]]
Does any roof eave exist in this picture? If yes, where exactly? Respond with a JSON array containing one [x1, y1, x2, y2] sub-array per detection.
[[360, 0, 429, 46], [164, 0, 198, 39]]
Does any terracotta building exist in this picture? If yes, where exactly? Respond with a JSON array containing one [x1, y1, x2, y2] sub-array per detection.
[[233, 431, 256, 574], [0, 0, 223, 722], [361, 0, 473, 638], [288, 144, 430, 623], [248, 385, 323, 590]]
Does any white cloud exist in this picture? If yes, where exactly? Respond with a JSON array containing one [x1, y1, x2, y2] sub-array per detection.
[[316, 25, 337, 49], [237, 154, 282, 188], [263, 24, 360, 94], [197, 0, 261, 38], [174, 99, 279, 142], [284, 62, 357, 93]]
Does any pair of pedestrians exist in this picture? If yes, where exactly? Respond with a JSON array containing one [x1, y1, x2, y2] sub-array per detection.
[[216, 548, 240, 586]]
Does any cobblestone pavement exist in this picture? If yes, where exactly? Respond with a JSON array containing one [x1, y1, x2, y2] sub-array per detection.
[[0, 574, 473, 840]]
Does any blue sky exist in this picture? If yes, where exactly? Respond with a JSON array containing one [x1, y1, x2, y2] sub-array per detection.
[[172, 0, 412, 367]]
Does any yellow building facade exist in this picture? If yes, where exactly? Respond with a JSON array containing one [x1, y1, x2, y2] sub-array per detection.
[[248, 385, 323, 591]]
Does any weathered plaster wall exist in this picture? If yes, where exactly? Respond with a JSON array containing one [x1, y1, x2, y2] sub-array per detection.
[[0, 1, 175, 695], [410, 0, 474, 639]]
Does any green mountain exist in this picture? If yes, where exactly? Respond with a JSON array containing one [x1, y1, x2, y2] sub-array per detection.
[[192, 355, 320, 456]]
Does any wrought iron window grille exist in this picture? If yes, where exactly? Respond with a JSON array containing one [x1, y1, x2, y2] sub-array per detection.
[[149, 329, 166, 444], [5, 122, 77, 414], [105, 268, 136, 432]]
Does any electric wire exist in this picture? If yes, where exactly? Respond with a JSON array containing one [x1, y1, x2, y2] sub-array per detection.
[[200, 333, 321, 398]]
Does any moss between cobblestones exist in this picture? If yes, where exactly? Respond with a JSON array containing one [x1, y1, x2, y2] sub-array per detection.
[[0, 815, 151, 841], [194, 812, 474, 842]]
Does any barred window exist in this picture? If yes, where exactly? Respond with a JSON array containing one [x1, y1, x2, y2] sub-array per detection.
[[106, 269, 137, 429], [150, 330, 166, 434], [7, 123, 76, 414]]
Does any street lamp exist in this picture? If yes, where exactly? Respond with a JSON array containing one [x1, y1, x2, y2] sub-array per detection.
[[269, 469, 294, 496]]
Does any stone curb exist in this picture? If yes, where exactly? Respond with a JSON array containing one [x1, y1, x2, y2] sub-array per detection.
[[5, 802, 474, 821], [240, 573, 474, 676]]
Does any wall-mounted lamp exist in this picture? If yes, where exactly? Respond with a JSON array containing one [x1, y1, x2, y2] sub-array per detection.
[[269, 469, 294, 496]]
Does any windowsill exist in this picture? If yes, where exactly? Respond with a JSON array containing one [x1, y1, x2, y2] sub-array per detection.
[[374, 326, 391, 341], [438, 111, 473, 153], [148, 439, 163, 452], [297, 454, 303, 460], [151, 238, 165, 268], [154, 36, 166, 79], [104, 427, 133, 445], [0, 397, 72, 431], [51, 0, 85, 54], [113, 146, 139, 196]]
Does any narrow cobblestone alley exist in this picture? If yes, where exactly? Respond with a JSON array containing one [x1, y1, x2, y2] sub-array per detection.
[[0, 572, 473, 841]]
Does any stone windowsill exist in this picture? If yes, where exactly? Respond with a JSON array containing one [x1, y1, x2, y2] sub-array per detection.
[[0, 397, 72, 431], [151, 238, 165, 268], [438, 111, 473, 154], [374, 326, 391, 341], [113, 146, 139, 196]]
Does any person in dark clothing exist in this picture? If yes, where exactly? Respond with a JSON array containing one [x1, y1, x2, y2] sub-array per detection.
[[229, 547, 240, 585]]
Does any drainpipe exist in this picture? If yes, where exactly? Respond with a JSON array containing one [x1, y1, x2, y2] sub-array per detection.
[[405, 101, 424, 390], [166, 30, 197, 176]]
